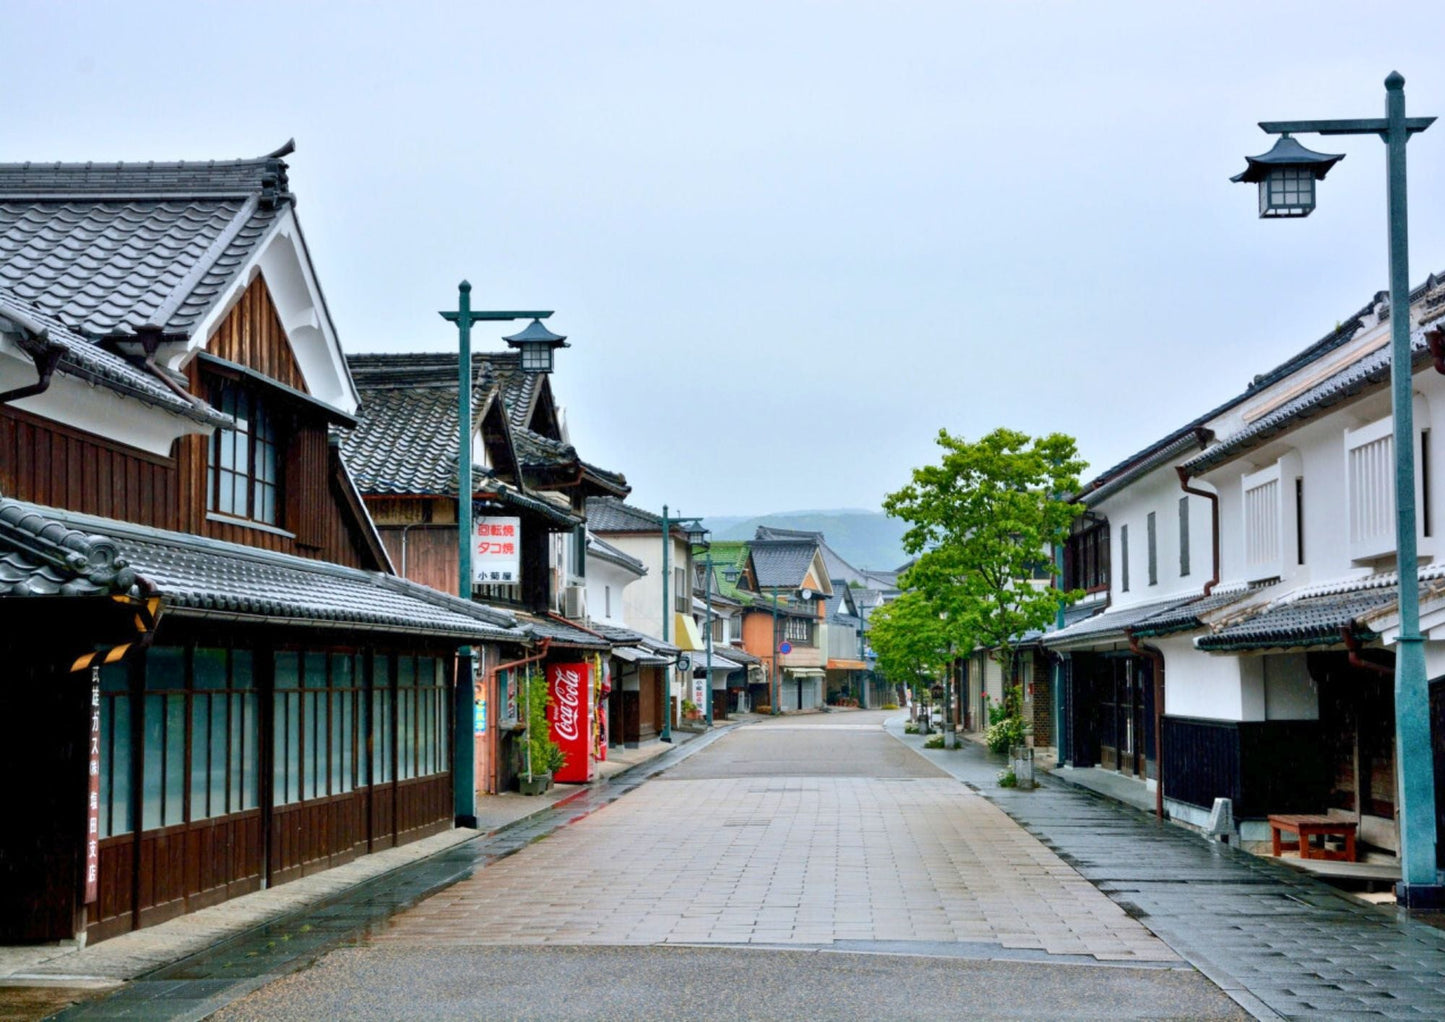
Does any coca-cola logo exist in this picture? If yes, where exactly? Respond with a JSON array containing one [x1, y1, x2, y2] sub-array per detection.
[[553, 667, 582, 742]]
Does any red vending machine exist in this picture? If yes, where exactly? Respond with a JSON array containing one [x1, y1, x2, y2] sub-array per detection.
[[547, 661, 595, 783]]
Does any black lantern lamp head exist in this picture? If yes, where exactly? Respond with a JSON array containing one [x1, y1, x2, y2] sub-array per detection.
[[502, 318, 569, 373], [1232, 135, 1345, 218]]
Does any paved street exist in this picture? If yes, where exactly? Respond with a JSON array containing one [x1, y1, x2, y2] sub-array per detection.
[[212, 712, 1241, 1020]]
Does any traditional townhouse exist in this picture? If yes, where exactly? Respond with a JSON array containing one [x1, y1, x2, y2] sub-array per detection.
[[341, 349, 621, 791], [584, 533, 678, 748], [741, 532, 833, 711], [585, 496, 703, 734], [0, 150, 525, 944], [697, 539, 767, 713], [1047, 274, 1445, 864]]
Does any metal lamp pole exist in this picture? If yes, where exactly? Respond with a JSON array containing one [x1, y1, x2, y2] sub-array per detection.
[[770, 589, 781, 715], [704, 544, 715, 726], [440, 281, 553, 827], [1238, 72, 1439, 905], [660, 504, 672, 743]]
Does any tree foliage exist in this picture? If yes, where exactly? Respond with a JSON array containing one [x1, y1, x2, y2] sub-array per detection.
[[884, 427, 1086, 681], [867, 589, 951, 695]]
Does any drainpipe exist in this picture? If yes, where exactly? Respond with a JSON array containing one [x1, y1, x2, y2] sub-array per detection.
[[1127, 630, 1166, 820], [134, 326, 212, 412], [1176, 468, 1220, 596], [0, 334, 63, 405], [490, 637, 553, 789], [1341, 622, 1394, 677]]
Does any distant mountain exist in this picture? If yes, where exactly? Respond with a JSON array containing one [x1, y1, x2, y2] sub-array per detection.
[[703, 509, 908, 573]]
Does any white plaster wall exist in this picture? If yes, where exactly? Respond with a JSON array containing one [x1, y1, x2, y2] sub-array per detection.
[[1262, 653, 1319, 720], [1157, 635, 1244, 720], [586, 558, 639, 628], [1095, 464, 1214, 611], [600, 532, 690, 641]]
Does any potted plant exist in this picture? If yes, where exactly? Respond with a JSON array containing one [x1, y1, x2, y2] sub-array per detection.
[[519, 670, 564, 795]]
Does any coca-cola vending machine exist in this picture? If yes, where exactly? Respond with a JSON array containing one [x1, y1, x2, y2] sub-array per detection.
[[547, 662, 595, 783]]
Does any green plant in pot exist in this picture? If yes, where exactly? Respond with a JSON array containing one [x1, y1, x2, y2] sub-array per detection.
[[520, 670, 564, 795]]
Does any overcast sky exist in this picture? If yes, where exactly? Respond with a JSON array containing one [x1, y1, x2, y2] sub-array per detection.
[[10, 2, 1445, 516]]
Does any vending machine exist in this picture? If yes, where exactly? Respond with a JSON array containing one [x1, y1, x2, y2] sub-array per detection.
[[547, 661, 596, 783]]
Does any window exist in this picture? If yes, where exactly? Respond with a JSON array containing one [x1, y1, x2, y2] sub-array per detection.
[[1120, 525, 1130, 592], [1346, 418, 1397, 562], [1179, 497, 1191, 577], [712, 617, 725, 642], [141, 648, 187, 830], [99, 662, 133, 838], [396, 655, 447, 780], [604, 585, 611, 619], [784, 616, 813, 645], [1146, 511, 1158, 586], [189, 647, 259, 820], [1295, 479, 1305, 565], [674, 566, 688, 614], [209, 379, 282, 525], [1243, 464, 1282, 579], [1063, 517, 1109, 591]]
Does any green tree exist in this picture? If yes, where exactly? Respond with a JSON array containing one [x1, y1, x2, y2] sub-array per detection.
[[884, 427, 1086, 697], [867, 590, 951, 700]]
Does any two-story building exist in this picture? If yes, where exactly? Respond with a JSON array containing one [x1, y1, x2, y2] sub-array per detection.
[[0, 150, 525, 944]]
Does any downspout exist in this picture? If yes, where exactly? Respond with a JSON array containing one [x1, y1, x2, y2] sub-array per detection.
[[0, 335, 63, 405], [134, 326, 212, 412], [490, 637, 553, 788], [1127, 630, 1167, 820], [1341, 622, 1394, 677], [1176, 467, 1220, 596]]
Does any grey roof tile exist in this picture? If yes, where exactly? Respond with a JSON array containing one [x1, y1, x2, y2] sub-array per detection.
[[0, 291, 227, 426], [0, 162, 285, 337], [586, 496, 668, 533], [1042, 594, 1199, 646], [749, 540, 817, 589], [1195, 588, 1394, 652], [0, 498, 524, 642], [513, 611, 611, 650]]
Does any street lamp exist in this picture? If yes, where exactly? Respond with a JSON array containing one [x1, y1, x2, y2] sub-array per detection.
[[681, 521, 714, 727], [1233, 71, 1439, 908], [440, 281, 554, 828]]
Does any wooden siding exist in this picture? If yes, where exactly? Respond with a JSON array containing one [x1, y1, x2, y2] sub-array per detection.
[[207, 275, 309, 393], [0, 407, 178, 530], [379, 524, 460, 596]]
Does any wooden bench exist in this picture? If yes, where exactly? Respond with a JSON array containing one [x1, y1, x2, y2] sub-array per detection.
[[1268, 814, 1358, 862]]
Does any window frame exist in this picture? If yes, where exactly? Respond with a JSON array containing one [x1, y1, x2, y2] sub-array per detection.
[[208, 376, 284, 526]]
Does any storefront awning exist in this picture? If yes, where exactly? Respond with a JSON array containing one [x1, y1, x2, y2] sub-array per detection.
[[611, 645, 671, 665], [827, 658, 867, 671], [673, 612, 705, 651], [785, 668, 825, 678]]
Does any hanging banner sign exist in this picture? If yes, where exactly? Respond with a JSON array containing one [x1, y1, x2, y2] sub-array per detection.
[[85, 666, 101, 905], [473, 516, 521, 583]]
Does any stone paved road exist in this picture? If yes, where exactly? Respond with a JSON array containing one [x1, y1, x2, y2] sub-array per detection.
[[216, 711, 1244, 1020], [896, 721, 1445, 1020]]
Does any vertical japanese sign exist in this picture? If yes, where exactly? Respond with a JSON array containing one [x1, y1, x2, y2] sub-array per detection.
[[85, 666, 101, 905], [473, 516, 521, 583]]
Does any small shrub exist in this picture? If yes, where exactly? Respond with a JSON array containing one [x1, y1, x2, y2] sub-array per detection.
[[904, 722, 919, 735], [997, 769, 1018, 788], [881, 702, 899, 710], [984, 716, 1026, 755], [923, 733, 945, 749], [753, 704, 772, 715]]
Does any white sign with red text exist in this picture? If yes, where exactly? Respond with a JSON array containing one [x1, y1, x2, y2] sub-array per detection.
[[473, 517, 521, 583]]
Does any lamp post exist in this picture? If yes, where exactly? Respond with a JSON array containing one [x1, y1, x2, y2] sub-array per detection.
[[1234, 72, 1440, 907], [661, 504, 672, 743], [676, 520, 712, 726], [440, 281, 553, 827], [770, 589, 781, 715]]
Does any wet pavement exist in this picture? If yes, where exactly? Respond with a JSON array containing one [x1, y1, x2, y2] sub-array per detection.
[[894, 722, 1445, 1020], [46, 725, 736, 1021]]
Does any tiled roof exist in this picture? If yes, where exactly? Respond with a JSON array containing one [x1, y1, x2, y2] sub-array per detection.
[[1195, 569, 1445, 652], [1128, 584, 1268, 638], [587, 534, 646, 575], [0, 498, 138, 596], [0, 153, 290, 338], [1181, 331, 1433, 477], [1042, 594, 1200, 647], [343, 352, 494, 495], [750, 539, 817, 589], [589, 620, 678, 655], [510, 612, 610, 650], [586, 496, 668, 533], [0, 498, 524, 642], [0, 291, 227, 427]]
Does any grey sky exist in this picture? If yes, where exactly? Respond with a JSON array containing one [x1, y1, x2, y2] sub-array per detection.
[[9, 2, 1445, 516]]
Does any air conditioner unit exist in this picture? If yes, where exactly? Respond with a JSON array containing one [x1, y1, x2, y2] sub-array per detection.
[[563, 584, 587, 620]]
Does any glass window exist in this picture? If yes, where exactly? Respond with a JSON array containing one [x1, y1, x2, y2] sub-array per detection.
[[372, 654, 393, 785], [274, 652, 301, 805], [142, 648, 187, 830], [99, 663, 133, 838], [208, 378, 283, 525]]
